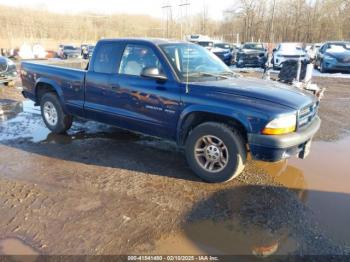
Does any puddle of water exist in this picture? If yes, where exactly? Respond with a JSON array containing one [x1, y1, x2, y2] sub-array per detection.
[[255, 137, 350, 246], [152, 221, 297, 256], [0, 238, 39, 256], [151, 183, 302, 256], [153, 137, 350, 255], [0, 100, 23, 121], [0, 99, 141, 143]]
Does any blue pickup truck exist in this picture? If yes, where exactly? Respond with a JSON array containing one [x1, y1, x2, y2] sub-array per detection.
[[21, 38, 321, 183]]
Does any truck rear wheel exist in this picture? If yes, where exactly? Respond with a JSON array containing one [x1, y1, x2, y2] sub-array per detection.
[[185, 122, 246, 183], [40, 92, 73, 134]]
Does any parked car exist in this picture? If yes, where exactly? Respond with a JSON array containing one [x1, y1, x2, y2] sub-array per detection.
[[0, 56, 17, 86], [21, 38, 320, 183], [82, 45, 95, 60], [314, 41, 350, 73], [272, 43, 308, 70], [196, 40, 214, 50], [57, 45, 81, 59], [236, 42, 267, 68], [212, 42, 233, 65]]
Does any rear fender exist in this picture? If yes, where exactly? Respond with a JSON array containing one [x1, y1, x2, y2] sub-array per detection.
[[35, 77, 68, 113]]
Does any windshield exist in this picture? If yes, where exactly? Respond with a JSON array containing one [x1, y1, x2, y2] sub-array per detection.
[[64, 46, 76, 50], [214, 43, 231, 49], [242, 43, 264, 50], [327, 43, 350, 52], [160, 43, 233, 82], [197, 41, 213, 48]]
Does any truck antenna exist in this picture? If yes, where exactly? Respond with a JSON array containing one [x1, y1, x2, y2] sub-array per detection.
[[182, 0, 191, 94]]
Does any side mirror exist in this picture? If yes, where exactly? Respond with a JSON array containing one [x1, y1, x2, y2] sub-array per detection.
[[141, 67, 167, 81], [273, 48, 277, 53]]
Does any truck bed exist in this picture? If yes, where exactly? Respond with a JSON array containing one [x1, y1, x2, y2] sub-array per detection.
[[21, 61, 87, 115]]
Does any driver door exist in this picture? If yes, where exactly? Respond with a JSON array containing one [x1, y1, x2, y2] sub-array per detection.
[[112, 44, 181, 139]]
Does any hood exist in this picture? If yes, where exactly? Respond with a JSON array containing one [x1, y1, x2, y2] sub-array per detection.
[[277, 49, 306, 56], [190, 77, 315, 110], [325, 50, 350, 60], [212, 47, 230, 54], [64, 49, 80, 54]]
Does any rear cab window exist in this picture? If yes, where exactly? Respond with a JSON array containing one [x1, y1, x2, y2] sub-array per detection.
[[92, 42, 125, 74]]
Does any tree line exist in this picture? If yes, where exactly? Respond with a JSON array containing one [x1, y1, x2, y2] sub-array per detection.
[[217, 0, 350, 43], [0, 1, 349, 50]]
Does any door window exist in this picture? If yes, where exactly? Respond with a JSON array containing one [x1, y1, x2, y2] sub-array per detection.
[[119, 45, 164, 76]]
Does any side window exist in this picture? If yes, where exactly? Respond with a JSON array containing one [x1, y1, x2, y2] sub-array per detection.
[[119, 45, 164, 76], [93, 43, 124, 74]]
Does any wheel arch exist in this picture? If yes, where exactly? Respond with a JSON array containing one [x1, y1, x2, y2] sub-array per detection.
[[177, 106, 251, 146], [34, 78, 68, 113]]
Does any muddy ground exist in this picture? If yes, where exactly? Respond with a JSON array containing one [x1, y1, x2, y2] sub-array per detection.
[[0, 70, 350, 258]]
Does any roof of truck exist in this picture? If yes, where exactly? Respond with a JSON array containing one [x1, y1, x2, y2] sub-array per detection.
[[99, 38, 189, 46]]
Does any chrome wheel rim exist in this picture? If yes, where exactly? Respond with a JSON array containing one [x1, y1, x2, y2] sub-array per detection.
[[194, 135, 229, 173], [43, 101, 58, 126]]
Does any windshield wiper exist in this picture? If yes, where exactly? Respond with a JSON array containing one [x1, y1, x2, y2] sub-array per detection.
[[185, 72, 235, 80]]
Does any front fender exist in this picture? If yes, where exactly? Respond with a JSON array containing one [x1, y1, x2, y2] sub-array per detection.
[[176, 105, 252, 144]]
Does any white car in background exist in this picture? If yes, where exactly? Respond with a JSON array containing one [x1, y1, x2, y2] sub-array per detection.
[[272, 43, 309, 70]]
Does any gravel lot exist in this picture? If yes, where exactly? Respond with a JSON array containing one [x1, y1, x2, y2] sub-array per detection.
[[0, 67, 350, 257]]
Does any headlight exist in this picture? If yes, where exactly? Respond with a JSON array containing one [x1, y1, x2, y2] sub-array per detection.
[[276, 54, 282, 58], [262, 114, 297, 135]]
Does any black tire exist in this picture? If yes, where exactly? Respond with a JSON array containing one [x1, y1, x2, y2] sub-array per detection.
[[185, 122, 247, 183], [40, 92, 73, 134], [319, 61, 327, 73]]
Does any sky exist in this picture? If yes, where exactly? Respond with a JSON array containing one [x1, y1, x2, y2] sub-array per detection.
[[0, 0, 233, 19]]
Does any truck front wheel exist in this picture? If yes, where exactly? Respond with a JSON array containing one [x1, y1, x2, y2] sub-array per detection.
[[40, 92, 73, 134], [185, 122, 247, 183]]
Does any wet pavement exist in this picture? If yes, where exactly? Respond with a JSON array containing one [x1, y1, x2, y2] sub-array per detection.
[[0, 79, 350, 256]]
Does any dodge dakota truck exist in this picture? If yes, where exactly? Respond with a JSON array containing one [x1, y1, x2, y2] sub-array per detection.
[[21, 38, 321, 183]]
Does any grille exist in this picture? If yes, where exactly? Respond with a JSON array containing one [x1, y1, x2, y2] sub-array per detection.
[[298, 102, 319, 128], [242, 54, 259, 63], [282, 55, 304, 58]]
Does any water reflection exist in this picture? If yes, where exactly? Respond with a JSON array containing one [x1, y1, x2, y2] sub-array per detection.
[[155, 184, 304, 256], [254, 160, 307, 201]]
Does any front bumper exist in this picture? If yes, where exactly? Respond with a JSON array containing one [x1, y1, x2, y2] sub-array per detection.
[[323, 61, 350, 72], [237, 55, 266, 67], [274, 56, 308, 69], [248, 116, 321, 162]]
